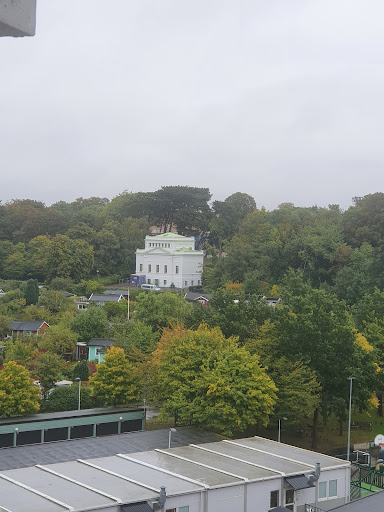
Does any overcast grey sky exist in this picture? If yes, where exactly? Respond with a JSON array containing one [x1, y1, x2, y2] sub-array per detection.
[[1, 0, 383, 210]]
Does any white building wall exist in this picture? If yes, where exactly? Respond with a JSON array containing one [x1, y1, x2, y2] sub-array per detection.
[[136, 235, 204, 288], [0, 0, 36, 37]]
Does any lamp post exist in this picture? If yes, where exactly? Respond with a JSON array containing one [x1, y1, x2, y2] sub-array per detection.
[[127, 286, 130, 321], [278, 417, 287, 443], [168, 428, 176, 449], [347, 377, 356, 462], [75, 377, 81, 411]]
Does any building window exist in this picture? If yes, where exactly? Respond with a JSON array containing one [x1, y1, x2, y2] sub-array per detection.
[[329, 480, 337, 497], [147, 279, 151, 284], [164, 265, 167, 274], [139, 264, 143, 272], [156, 265, 159, 273], [175, 266, 179, 274], [319, 482, 327, 499], [179, 507, 189, 512], [191, 280, 194, 286], [184, 281, 188, 286], [285, 489, 294, 511], [270, 490, 279, 508], [155, 279, 159, 286], [148, 264, 151, 272], [164, 280, 167, 286], [166, 509, 176, 512], [198, 280, 201, 285]]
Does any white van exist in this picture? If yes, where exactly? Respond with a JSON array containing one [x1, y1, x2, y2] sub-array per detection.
[[141, 284, 161, 291]]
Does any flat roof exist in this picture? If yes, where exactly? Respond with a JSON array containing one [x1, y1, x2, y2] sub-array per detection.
[[0, 406, 141, 426], [0, 427, 221, 471], [0, 434, 349, 512]]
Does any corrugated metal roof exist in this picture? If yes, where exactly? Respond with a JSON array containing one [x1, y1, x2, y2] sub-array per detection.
[[285, 474, 314, 490], [122, 503, 153, 512]]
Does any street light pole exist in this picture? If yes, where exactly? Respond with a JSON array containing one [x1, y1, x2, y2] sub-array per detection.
[[347, 377, 356, 462], [168, 428, 176, 449], [278, 417, 287, 443], [75, 377, 81, 411]]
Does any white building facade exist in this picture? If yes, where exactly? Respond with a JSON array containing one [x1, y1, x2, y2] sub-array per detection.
[[135, 233, 204, 289]]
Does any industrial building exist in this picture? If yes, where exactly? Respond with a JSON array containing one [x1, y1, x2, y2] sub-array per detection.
[[0, 435, 350, 512]]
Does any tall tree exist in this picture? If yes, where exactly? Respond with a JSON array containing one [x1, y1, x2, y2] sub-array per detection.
[[154, 324, 277, 436], [24, 279, 39, 305], [90, 347, 139, 406], [0, 361, 40, 417], [70, 307, 110, 342]]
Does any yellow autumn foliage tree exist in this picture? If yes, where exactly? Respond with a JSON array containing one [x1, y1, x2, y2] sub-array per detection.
[[0, 361, 40, 418]]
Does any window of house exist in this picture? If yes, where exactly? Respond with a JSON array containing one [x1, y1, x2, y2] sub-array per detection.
[[155, 279, 159, 286], [24, 330, 31, 336], [191, 280, 194, 286], [164, 265, 167, 273], [319, 482, 327, 499], [156, 265, 159, 273], [139, 264, 143, 272], [148, 264, 151, 272], [175, 266, 179, 274], [184, 281, 188, 286], [270, 490, 279, 508], [179, 507, 189, 512], [329, 480, 337, 497], [198, 280, 201, 285], [164, 280, 167, 286], [147, 279, 151, 284], [166, 509, 176, 512], [285, 489, 294, 511]]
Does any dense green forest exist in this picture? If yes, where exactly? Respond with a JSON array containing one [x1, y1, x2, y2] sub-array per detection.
[[1, 187, 384, 307], [2, 187, 384, 445]]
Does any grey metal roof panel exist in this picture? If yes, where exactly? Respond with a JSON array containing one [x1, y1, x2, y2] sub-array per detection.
[[285, 474, 314, 490], [84, 455, 204, 495], [231, 437, 349, 469], [45, 460, 158, 503], [2, 466, 116, 510], [131, 450, 244, 487], [196, 441, 310, 475], [167, 445, 281, 480], [0, 478, 65, 512]]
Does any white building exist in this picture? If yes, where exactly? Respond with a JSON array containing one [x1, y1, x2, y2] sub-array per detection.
[[136, 233, 204, 289], [0, 435, 351, 512]]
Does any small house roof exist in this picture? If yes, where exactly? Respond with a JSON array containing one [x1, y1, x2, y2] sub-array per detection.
[[89, 294, 123, 302], [11, 321, 49, 331], [185, 292, 211, 302], [88, 338, 114, 347], [105, 290, 129, 295]]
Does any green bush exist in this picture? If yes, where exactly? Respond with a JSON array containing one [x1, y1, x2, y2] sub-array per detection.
[[40, 385, 102, 412]]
